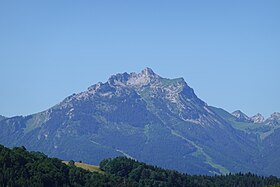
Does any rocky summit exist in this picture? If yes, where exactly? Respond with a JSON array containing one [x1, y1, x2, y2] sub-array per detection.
[[0, 68, 280, 176]]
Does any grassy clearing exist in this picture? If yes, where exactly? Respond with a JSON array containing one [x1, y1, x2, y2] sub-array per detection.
[[62, 161, 104, 174]]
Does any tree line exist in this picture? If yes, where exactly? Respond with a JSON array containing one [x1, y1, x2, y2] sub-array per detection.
[[0, 144, 279, 187]]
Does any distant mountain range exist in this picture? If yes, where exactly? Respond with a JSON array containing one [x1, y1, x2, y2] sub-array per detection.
[[0, 68, 279, 176], [231, 110, 278, 124]]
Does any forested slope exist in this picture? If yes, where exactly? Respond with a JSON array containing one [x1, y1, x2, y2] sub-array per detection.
[[1, 145, 280, 187]]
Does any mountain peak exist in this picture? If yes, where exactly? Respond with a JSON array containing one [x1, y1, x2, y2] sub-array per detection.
[[250, 113, 265, 123], [232, 110, 246, 116], [74, 68, 191, 101], [266, 112, 280, 125], [270, 112, 280, 119], [232, 110, 252, 122]]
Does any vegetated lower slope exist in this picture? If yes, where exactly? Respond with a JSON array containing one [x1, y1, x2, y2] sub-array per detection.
[[100, 157, 280, 187], [0, 68, 261, 176], [0, 145, 279, 187]]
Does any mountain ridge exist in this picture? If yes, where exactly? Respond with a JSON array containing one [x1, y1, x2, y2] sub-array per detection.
[[231, 109, 279, 125]]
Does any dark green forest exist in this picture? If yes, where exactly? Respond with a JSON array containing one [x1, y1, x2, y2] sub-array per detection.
[[0, 144, 279, 187]]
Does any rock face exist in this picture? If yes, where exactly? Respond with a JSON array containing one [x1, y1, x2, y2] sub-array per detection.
[[0, 68, 278, 176]]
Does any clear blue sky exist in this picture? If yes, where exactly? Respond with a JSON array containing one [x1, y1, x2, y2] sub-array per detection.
[[0, 1, 279, 118]]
